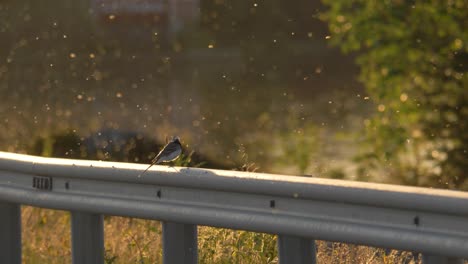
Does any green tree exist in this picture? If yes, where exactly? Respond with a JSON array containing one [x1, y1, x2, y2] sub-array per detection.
[[322, 1, 468, 189]]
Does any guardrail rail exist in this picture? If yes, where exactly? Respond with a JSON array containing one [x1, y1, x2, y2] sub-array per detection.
[[0, 151, 467, 264]]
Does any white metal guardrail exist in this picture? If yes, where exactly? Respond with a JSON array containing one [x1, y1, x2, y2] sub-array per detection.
[[0, 151, 467, 264]]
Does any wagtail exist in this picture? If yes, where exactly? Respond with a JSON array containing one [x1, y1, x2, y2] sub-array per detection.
[[137, 137, 182, 177]]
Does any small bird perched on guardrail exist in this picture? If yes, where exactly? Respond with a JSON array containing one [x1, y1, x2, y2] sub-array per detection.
[[137, 136, 182, 177]]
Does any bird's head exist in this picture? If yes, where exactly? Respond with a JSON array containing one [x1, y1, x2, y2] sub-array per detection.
[[172, 136, 180, 143]]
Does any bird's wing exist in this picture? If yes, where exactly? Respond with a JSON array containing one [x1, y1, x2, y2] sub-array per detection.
[[154, 141, 181, 162], [137, 140, 181, 177], [138, 143, 172, 177]]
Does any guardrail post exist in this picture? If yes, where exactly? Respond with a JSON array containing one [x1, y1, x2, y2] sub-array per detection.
[[422, 255, 464, 264], [278, 235, 316, 264], [162, 221, 197, 264], [0, 202, 21, 264], [71, 211, 104, 264]]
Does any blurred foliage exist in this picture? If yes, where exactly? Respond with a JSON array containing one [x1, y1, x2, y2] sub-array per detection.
[[278, 114, 321, 175], [172, 150, 207, 168], [322, 1, 468, 189], [31, 129, 159, 162], [326, 167, 346, 180], [30, 129, 228, 169]]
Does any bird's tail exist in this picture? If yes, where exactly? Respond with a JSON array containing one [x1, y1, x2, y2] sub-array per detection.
[[137, 159, 158, 178]]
